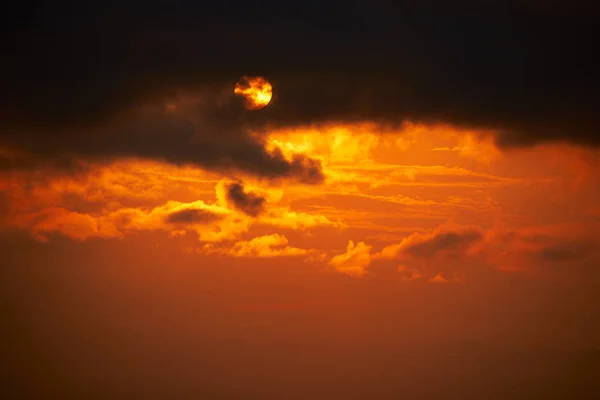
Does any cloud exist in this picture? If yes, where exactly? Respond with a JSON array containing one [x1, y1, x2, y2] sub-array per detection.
[[23, 207, 123, 242], [165, 208, 222, 224], [376, 225, 484, 260], [222, 182, 267, 217], [403, 229, 483, 259], [364, 224, 484, 282], [470, 224, 600, 275], [260, 208, 341, 231], [7, 200, 244, 243], [0, 97, 326, 183], [539, 244, 585, 263], [430, 273, 449, 284], [330, 241, 373, 277], [0, 164, 338, 243], [1, 1, 598, 176], [199, 234, 310, 258]]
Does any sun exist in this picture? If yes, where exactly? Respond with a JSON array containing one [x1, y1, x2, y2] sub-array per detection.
[[234, 76, 273, 110]]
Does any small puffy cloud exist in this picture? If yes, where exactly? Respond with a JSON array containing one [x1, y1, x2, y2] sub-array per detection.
[[330, 241, 372, 277], [369, 224, 485, 283], [26, 207, 123, 242], [376, 224, 484, 260], [165, 208, 223, 224], [430, 273, 449, 284], [260, 209, 341, 230], [222, 182, 266, 216], [200, 234, 311, 258], [404, 229, 483, 258], [397, 264, 423, 282]]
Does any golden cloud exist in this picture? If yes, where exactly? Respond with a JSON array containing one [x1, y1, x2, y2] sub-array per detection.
[[0, 161, 339, 243], [1, 119, 598, 286], [198, 234, 311, 258], [330, 241, 373, 277]]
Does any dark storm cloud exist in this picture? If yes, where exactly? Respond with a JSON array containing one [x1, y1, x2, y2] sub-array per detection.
[[1, 0, 599, 175], [224, 183, 267, 217], [165, 208, 222, 225]]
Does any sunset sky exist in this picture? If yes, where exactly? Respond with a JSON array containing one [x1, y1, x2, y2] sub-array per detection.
[[2, 1, 600, 399]]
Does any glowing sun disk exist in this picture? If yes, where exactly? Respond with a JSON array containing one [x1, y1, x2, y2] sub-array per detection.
[[234, 76, 273, 110]]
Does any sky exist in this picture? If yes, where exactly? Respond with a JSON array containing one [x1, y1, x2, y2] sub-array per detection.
[[2, 1, 600, 399]]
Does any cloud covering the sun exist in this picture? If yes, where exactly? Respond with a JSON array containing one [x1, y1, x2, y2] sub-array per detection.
[[1, 2, 599, 188]]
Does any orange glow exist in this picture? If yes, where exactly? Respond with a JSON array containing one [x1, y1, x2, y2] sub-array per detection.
[[234, 76, 273, 110], [4, 116, 600, 398], [1, 122, 599, 284]]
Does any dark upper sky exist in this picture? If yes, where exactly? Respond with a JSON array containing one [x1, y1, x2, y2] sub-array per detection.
[[1, 0, 599, 177]]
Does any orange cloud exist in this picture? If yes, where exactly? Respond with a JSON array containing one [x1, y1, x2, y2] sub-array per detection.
[[8, 199, 244, 243], [430, 273, 449, 284], [375, 223, 483, 261], [1, 162, 338, 243], [367, 221, 600, 282], [25, 207, 123, 242], [470, 223, 600, 274], [8, 192, 342, 244], [199, 234, 311, 258], [330, 241, 372, 277], [1, 120, 598, 286], [397, 264, 423, 282]]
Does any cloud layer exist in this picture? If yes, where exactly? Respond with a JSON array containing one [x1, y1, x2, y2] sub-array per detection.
[[1, 1, 599, 180]]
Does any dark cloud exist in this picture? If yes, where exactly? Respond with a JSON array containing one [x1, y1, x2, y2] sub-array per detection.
[[1, 0, 599, 176], [224, 183, 267, 217], [165, 208, 222, 225], [404, 229, 483, 258], [539, 242, 592, 263], [0, 92, 325, 182]]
